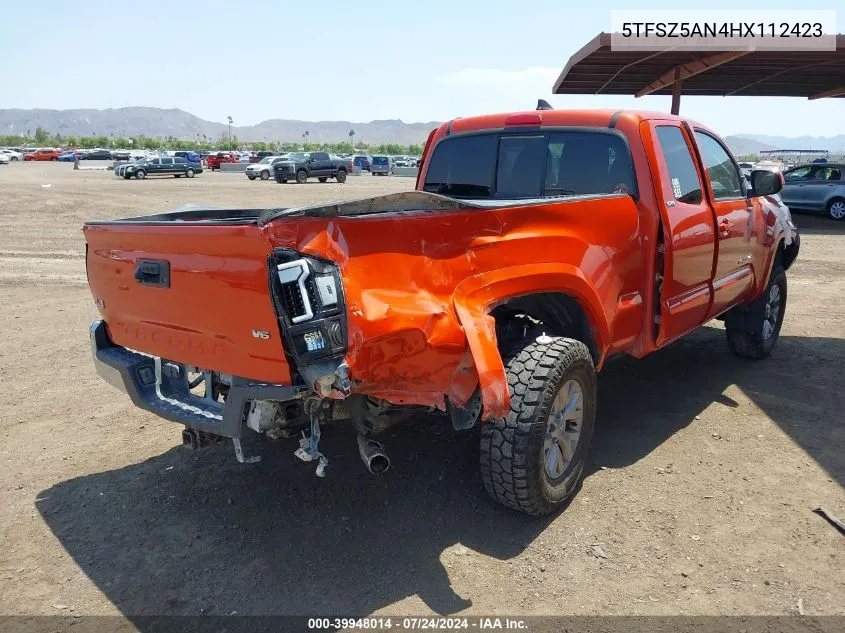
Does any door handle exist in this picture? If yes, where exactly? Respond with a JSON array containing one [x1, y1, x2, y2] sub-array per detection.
[[718, 219, 733, 237]]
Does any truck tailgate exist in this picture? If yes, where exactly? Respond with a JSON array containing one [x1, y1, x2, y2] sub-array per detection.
[[84, 222, 291, 384]]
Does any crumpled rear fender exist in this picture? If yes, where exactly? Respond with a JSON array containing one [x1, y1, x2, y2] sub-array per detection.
[[451, 263, 610, 420]]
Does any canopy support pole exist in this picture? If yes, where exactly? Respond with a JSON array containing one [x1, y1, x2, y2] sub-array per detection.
[[670, 68, 683, 115]]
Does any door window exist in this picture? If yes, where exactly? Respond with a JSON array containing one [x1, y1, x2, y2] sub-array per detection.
[[815, 166, 842, 181], [694, 132, 742, 200], [654, 126, 703, 204], [161, 158, 173, 165], [784, 167, 812, 182]]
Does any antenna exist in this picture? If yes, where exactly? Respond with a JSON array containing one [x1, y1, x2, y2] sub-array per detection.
[[536, 99, 553, 111]]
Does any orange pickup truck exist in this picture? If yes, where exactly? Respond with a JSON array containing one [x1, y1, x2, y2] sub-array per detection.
[[84, 108, 799, 515]]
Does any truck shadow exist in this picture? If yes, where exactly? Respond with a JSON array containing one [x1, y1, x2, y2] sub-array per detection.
[[591, 328, 844, 491], [37, 328, 843, 621]]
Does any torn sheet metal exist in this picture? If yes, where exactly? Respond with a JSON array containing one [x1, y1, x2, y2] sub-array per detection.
[[264, 193, 642, 418]]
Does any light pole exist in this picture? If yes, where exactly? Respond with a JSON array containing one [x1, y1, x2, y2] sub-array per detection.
[[349, 129, 355, 153], [227, 115, 233, 148]]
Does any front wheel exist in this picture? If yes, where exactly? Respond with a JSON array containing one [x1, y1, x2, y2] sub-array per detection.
[[247, 175, 256, 181], [134, 170, 146, 179], [726, 266, 786, 360], [185, 168, 195, 178], [296, 170, 308, 184], [480, 336, 596, 516], [335, 170, 347, 183], [260, 170, 269, 181], [827, 198, 845, 221]]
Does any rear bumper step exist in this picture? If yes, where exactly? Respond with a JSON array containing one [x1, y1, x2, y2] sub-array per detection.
[[90, 320, 301, 438]]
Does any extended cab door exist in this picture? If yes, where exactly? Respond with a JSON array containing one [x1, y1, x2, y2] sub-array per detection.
[[648, 122, 717, 345], [691, 130, 756, 316], [310, 152, 330, 176]]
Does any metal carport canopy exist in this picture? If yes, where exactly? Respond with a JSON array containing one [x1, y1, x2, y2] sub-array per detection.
[[552, 32, 845, 114]]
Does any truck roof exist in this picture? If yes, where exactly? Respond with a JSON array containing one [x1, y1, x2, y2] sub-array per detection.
[[437, 109, 705, 136]]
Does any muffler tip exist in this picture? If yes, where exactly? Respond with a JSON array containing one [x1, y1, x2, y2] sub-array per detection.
[[368, 453, 391, 474], [357, 434, 391, 475]]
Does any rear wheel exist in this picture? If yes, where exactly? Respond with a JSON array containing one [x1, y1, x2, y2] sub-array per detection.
[[296, 169, 308, 184], [827, 198, 845, 221], [336, 170, 347, 183], [260, 170, 270, 181], [185, 168, 195, 178], [726, 266, 786, 359], [135, 170, 146, 179], [480, 336, 596, 516], [318, 177, 328, 183]]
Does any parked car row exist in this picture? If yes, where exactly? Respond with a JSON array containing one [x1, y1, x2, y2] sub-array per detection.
[[350, 154, 420, 171]]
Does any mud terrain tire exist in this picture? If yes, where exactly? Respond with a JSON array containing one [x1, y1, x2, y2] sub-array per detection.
[[480, 336, 596, 515], [726, 266, 786, 360]]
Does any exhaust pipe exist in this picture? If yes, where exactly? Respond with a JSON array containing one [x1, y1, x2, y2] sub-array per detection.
[[357, 433, 391, 474]]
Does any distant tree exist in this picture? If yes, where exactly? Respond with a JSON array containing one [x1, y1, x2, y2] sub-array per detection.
[[408, 144, 422, 155], [34, 127, 49, 144]]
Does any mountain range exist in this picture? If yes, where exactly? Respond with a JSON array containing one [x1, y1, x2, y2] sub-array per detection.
[[0, 107, 439, 146], [0, 107, 842, 153]]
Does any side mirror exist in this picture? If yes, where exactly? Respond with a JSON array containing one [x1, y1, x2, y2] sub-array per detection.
[[749, 169, 783, 197]]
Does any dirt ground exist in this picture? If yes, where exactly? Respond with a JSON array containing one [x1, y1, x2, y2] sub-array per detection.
[[0, 162, 843, 618]]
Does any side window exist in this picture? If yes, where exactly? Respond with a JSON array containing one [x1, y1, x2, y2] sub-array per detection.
[[655, 126, 703, 204], [151, 158, 161, 165], [161, 158, 173, 165], [694, 131, 742, 200], [495, 136, 545, 198], [829, 167, 842, 181], [785, 167, 811, 182], [175, 157, 185, 164]]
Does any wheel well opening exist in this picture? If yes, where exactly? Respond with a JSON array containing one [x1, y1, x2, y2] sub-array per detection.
[[490, 293, 598, 362]]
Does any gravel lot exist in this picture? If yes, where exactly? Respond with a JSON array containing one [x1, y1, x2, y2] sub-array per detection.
[[0, 162, 843, 618]]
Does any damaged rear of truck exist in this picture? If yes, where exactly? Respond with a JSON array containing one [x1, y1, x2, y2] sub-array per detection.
[[84, 109, 797, 515]]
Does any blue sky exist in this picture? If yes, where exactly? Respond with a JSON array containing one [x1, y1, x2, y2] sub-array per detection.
[[1, 1, 843, 137]]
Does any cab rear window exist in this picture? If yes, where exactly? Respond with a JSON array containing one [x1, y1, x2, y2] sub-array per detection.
[[423, 130, 636, 200]]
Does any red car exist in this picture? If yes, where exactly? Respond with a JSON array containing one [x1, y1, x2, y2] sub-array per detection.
[[206, 152, 239, 171], [23, 149, 60, 161]]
